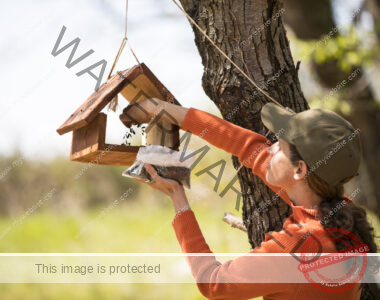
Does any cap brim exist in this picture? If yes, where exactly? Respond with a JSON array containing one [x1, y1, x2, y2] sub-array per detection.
[[261, 103, 295, 142]]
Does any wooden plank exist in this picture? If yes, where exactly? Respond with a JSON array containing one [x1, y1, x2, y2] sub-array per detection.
[[71, 113, 107, 156], [102, 144, 140, 153], [120, 71, 162, 103], [120, 63, 181, 105], [71, 146, 141, 166], [140, 63, 181, 105], [57, 67, 143, 135], [145, 120, 177, 149], [70, 144, 101, 162], [70, 112, 141, 166]]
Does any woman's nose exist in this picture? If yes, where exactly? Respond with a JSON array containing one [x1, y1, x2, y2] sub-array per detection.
[[268, 144, 277, 154], [268, 145, 274, 154], [267, 143, 278, 155]]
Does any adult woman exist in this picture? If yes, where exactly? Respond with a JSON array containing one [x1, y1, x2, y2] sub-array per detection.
[[120, 99, 378, 299]]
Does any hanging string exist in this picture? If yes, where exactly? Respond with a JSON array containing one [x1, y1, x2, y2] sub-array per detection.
[[107, 0, 141, 111], [127, 40, 141, 65], [108, 38, 127, 81], [124, 0, 128, 38]]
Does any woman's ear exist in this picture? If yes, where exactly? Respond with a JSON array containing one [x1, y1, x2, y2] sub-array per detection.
[[293, 160, 308, 181]]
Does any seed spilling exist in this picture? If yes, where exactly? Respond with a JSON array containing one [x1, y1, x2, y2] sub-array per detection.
[[123, 124, 147, 146]]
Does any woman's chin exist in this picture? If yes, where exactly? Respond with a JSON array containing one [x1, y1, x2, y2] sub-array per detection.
[[266, 173, 282, 187], [266, 173, 274, 185]]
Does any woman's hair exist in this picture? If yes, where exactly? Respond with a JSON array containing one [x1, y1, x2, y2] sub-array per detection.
[[288, 143, 379, 298]]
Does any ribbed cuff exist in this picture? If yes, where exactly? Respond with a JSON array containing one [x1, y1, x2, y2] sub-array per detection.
[[172, 209, 196, 228], [172, 210, 212, 253]]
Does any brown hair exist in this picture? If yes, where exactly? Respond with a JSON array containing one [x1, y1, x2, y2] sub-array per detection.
[[288, 143, 379, 298]]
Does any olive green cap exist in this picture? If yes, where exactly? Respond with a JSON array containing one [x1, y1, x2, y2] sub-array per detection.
[[261, 103, 362, 186]]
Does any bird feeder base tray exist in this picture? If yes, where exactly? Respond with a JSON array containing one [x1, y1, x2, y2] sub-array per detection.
[[70, 144, 141, 166], [69, 112, 142, 166]]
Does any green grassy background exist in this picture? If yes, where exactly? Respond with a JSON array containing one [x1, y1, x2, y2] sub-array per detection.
[[0, 196, 251, 299], [0, 201, 378, 299]]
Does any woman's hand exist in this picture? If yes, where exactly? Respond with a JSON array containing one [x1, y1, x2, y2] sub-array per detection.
[[119, 98, 189, 128], [133, 163, 184, 197], [132, 164, 191, 213], [119, 98, 163, 127]]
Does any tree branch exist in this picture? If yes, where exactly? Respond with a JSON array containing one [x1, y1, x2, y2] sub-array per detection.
[[222, 212, 247, 232]]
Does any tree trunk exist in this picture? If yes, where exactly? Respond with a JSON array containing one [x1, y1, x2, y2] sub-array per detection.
[[177, 0, 308, 248], [365, 0, 380, 40], [284, 0, 380, 220]]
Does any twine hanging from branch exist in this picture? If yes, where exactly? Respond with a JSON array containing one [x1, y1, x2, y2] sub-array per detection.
[[107, 0, 141, 112]]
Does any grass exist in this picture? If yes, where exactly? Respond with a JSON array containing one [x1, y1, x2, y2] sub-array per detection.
[[0, 200, 378, 299], [0, 191, 253, 299]]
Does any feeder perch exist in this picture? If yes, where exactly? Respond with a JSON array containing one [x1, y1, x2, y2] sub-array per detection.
[[56, 63, 181, 166]]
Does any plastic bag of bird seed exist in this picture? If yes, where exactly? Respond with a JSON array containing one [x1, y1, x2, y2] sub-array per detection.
[[122, 145, 196, 189]]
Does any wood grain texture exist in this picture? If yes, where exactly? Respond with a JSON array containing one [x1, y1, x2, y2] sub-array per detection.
[[70, 112, 141, 166], [71, 113, 107, 155], [120, 63, 181, 105], [63, 63, 181, 165], [57, 67, 142, 135], [71, 146, 140, 166]]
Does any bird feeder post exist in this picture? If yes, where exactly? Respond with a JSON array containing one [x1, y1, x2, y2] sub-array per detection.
[[145, 119, 179, 149]]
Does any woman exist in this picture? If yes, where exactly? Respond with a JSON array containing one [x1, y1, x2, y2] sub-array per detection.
[[120, 99, 378, 299]]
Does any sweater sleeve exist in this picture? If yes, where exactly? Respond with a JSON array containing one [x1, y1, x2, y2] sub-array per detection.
[[182, 108, 291, 206], [172, 210, 291, 300]]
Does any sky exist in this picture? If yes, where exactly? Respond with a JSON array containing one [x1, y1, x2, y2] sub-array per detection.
[[0, 0, 368, 160]]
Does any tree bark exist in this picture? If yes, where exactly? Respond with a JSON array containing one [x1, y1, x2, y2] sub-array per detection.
[[178, 0, 308, 248], [284, 0, 380, 220]]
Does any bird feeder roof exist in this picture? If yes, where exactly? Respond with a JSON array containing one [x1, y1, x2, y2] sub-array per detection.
[[57, 63, 181, 135]]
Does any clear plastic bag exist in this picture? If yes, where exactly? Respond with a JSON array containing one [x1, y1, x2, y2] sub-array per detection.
[[122, 145, 196, 189]]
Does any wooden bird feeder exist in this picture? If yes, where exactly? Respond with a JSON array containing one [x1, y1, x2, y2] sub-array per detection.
[[56, 63, 181, 166]]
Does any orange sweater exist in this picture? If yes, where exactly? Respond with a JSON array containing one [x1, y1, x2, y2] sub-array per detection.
[[172, 108, 361, 300]]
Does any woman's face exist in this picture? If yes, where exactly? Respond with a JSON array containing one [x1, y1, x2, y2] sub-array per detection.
[[265, 138, 299, 188]]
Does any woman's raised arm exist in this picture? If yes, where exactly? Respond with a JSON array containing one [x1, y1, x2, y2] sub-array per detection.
[[120, 98, 270, 169], [120, 98, 291, 205]]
